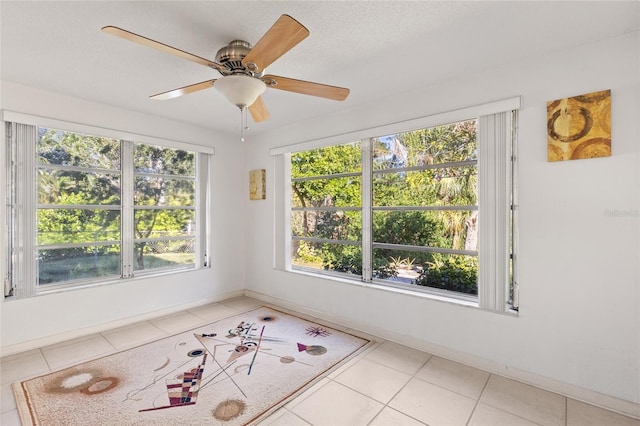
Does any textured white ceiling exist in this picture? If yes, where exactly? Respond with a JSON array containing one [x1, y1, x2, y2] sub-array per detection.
[[2, 1, 639, 136]]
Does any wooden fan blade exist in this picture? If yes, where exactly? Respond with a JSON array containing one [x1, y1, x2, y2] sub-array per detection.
[[242, 15, 309, 72], [263, 75, 350, 101], [150, 79, 216, 100], [249, 96, 270, 122], [102, 26, 226, 73]]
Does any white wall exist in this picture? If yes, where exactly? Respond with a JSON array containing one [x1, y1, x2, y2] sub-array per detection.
[[0, 82, 246, 354], [244, 31, 640, 415]]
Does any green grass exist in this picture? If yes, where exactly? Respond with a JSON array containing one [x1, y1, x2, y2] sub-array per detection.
[[39, 253, 195, 285], [134, 253, 194, 270]]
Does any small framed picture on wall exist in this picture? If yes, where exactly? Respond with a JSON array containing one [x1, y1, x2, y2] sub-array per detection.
[[249, 169, 266, 200], [547, 89, 611, 162]]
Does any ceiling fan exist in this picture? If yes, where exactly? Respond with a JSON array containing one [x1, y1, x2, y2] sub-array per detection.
[[102, 15, 350, 124]]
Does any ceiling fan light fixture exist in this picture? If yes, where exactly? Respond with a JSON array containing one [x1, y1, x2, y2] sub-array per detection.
[[215, 75, 266, 109]]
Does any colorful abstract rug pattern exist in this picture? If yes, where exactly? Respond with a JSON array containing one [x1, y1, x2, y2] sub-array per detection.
[[13, 306, 370, 425]]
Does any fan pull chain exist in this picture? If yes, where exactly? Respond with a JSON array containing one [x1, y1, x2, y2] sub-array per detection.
[[240, 108, 245, 142], [239, 107, 252, 142]]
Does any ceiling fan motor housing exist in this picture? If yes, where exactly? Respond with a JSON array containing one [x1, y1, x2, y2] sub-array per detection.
[[215, 40, 259, 76]]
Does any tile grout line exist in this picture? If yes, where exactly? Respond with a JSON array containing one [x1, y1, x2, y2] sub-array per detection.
[[363, 353, 434, 426], [39, 348, 53, 374], [465, 372, 492, 426], [361, 355, 426, 377], [472, 375, 550, 426]]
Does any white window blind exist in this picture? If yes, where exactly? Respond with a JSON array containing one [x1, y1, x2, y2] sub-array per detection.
[[6, 123, 38, 298], [478, 111, 514, 311]]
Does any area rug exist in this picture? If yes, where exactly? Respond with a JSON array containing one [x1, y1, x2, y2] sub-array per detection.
[[13, 306, 371, 425]]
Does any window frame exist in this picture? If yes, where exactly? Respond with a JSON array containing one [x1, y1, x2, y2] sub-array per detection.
[[272, 97, 520, 313], [3, 111, 214, 298]]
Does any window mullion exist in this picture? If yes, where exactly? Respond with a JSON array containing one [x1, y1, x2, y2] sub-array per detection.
[[273, 154, 288, 270], [121, 141, 134, 278], [361, 138, 372, 282], [282, 153, 292, 270]]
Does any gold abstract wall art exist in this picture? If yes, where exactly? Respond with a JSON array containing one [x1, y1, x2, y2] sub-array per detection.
[[249, 169, 266, 200], [547, 89, 611, 162]]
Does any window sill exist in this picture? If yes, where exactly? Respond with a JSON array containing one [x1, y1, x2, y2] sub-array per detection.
[[287, 266, 479, 309], [31, 265, 200, 297], [286, 266, 518, 316]]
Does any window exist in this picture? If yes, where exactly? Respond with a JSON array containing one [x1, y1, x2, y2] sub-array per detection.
[[36, 128, 123, 285], [276, 98, 519, 312], [132, 144, 198, 274], [291, 142, 363, 277], [4, 117, 212, 298], [370, 121, 479, 294]]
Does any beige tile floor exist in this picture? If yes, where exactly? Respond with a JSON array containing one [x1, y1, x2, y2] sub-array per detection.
[[2, 296, 639, 426]]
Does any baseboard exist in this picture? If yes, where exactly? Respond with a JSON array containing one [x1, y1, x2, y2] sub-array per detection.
[[245, 289, 640, 420], [0, 290, 244, 358]]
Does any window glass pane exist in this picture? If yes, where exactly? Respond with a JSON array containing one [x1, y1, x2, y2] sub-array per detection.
[[373, 171, 436, 206], [373, 120, 477, 170], [38, 169, 120, 205], [133, 240, 195, 271], [291, 176, 361, 208], [37, 128, 121, 169], [134, 209, 196, 239], [291, 210, 361, 241], [291, 142, 361, 177], [134, 145, 195, 176], [372, 248, 477, 295], [135, 176, 195, 207], [292, 240, 362, 278], [38, 245, 121, 285], [373, 167, 476, 207], [371, 248, 426, 282], [37, 209, 120, 245], [374, 210, 477, 251], [417, 253, 478, 295]]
